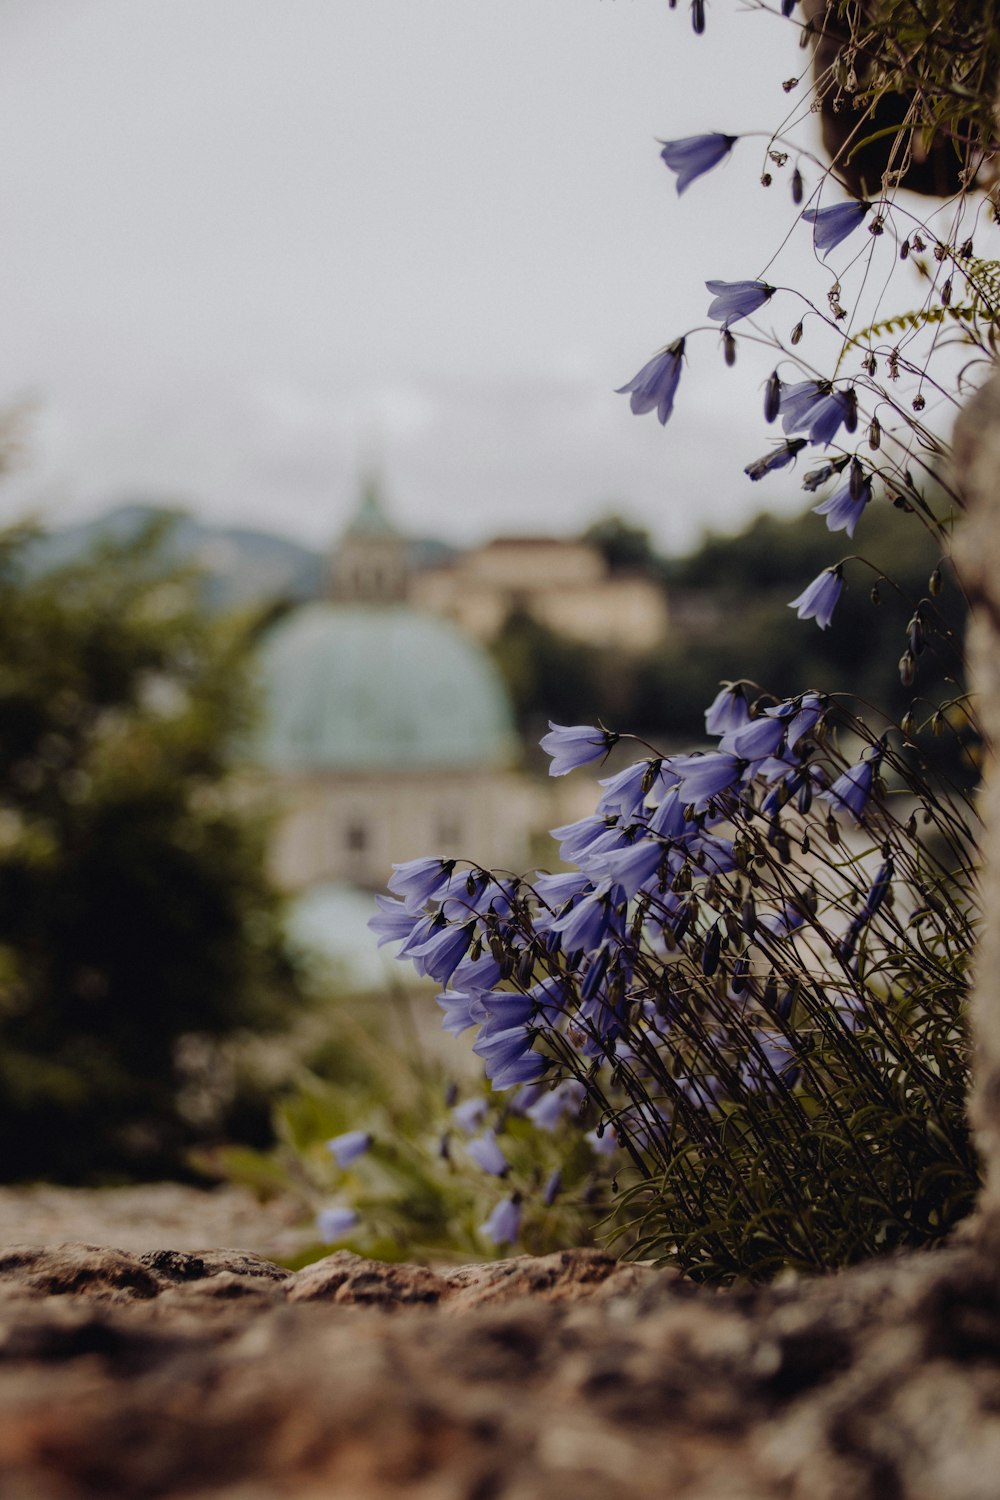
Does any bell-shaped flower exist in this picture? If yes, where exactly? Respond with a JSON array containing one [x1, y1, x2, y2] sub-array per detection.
[[705, 682, 750, 736], [368, 894, 422, 947], [597, 760, 653, 818], [860, 857, 894, 921], [722, 714, 787, 761], [616, 338, 686, 424], [451, 1096, 488, 1132], [475, 1025, 547, 1089], [780, 692, 825, 750], [744, 439, 807, 480], [658, 132, 737, 193], [448, 951, 502, 995], [524, 1080, 586, 1132], [594, 837, 665, 900], [801, 457, 849, 493], [316, 1206, 359, 1243], [408, 919, 476, 985], [466, 1129, 510, 1178], [479, 1195, 522, 1246], [813, 472, 872, 538], [533, 870, 588, 912], [325, 1130, 372, 1167], [801, 199, 871, 256], [706, 279, 776, 329], [550, 883, 625, 956], [540, 721, 617, 775], [647, 785, 690, 839], [669, 751, 744, 808], [435, 988, 488, 1037], [788, 566, 843, 629], [824, 757, 876, 820], [387, 857, 456, 913]]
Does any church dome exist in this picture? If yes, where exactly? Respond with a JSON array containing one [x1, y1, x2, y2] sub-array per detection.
[[254, 602, 518, 773]]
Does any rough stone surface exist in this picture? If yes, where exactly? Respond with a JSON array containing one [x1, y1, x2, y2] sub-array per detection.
[[0, 1238, 995, 1497]]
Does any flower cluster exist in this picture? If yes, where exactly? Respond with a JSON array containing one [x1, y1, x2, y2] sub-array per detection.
[[350, 1, 988, 1277], [369, 672, 975, 1271]]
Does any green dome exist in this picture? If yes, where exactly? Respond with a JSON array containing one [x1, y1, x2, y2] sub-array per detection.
[[254, 603, 518, 772]]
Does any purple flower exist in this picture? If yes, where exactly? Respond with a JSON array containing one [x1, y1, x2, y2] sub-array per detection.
[[408, 919, 476, 985], [451, 1096, 488, 1132], [744, 439, 807, 480], [466, 1129, 510, 1178], [706, 279, 776, 329], [480, 1195, 522, 1246], [387, 857, 456, 913], [813, 473, 872, 538], [316, 1206, 359, 1243], [781, 693, 825, 749], [805, 388, 856, 445], [789, 567, 843, 629], [533, 871, 587, 911], [801, 458, 848, 492], [801, 199, 871, 256], [593, 837, 664, 899], [779, 379, 826, 433], [448, 951, 502, 994], [326, 1130, 372, 1167], [436, 988, 487, 1037], [824, 758, 875, 820], [723, 715, 787, 761], [705, 683, 750, 736], [659, 133, 737, 194], [368, 895, 422, 947], [543, 1169, 562, 1206], [551, 884, 625, 955], [525, 1080, 585, 1131], [540, 722, 617, 776], [860, 857, 894, 921], [616, 339, 685, 424], [597, 760, 652, 818], [473, 1023, 546, 1089], [669, 752, 744, 807], [647, 785, 689, 839]]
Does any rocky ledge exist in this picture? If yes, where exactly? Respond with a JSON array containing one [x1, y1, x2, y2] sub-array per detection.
[[0, 1240, 998, 1498]]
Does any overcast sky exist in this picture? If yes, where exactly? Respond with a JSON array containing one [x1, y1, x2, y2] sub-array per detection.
[[0, 0, 894, 553]]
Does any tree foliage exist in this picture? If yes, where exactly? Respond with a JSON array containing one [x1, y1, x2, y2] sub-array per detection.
[[0, 520, 306, 1181]]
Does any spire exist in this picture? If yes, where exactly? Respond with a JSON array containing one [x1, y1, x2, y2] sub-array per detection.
[[345, 475, 401, 540], [330, 475, 409, 603]]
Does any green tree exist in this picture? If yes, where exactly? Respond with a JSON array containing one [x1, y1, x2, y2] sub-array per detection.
[[0, 520, 306, 1181]]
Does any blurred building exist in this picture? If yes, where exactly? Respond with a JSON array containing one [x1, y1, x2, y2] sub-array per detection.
[[410, 535, 668, 649], [252, 483, 537, 892]]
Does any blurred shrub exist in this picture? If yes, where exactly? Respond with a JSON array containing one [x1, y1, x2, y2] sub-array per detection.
[[0, 519, 307, 1181]]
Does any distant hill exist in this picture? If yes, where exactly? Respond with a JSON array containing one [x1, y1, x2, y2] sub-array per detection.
[[24, 502, 461, 613], [22, 503, 327, 611]]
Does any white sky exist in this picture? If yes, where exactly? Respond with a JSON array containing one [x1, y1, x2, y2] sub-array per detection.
[[0, 0, 923, 553]]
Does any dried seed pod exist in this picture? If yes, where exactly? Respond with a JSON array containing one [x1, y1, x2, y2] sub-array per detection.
[[764, 369, 781, 421], [929, 566, 942, 596], [868, 415, 881, 449], [724, 331, 737, 367], [790, 320, 804, 345], [899, 649, 915, 687]]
